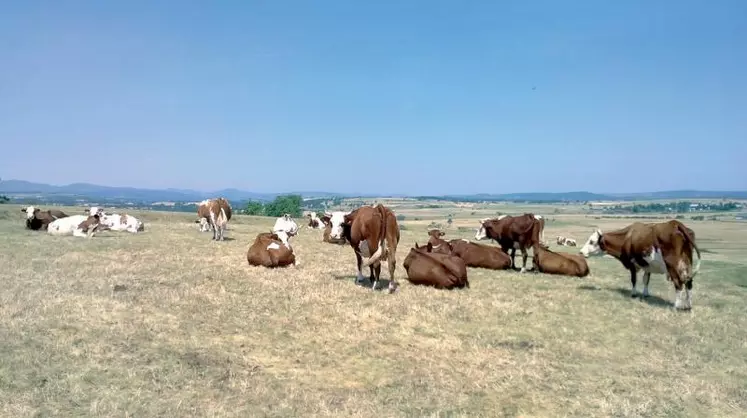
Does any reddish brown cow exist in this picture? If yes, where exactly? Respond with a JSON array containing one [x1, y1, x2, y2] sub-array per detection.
[[532, 242, 590, 278], [474, 214, 544, 272], [247, 232, 296, 268], [446, 239, 512, 270], [196, 197, 232, 240], [402, 243, 469, 290], [579, 220, 701, 310], [334, 204, 400, 292]]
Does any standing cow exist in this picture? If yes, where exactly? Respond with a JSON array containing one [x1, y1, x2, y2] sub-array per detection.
[[196, 198, 232, 241], [475, 214, 544, 272], [326, 204, 400, 292]]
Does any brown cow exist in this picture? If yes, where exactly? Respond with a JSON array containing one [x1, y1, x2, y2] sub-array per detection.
[[447, 239, 512, 270], [22, 206, 69, 231], [579, 220, 701, 310], [402, 243, 469, 290], [532, 242, 590, 278], [195, 198, 232, 240], [474, 214, 544, 272], [328, 205, 400, 292], [247, 232, 296, 268]]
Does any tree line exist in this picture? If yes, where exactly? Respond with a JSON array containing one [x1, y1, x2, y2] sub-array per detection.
[[244, 195, 303, 217]]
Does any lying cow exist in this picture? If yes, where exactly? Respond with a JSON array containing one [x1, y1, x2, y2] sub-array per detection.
[[195, 198, 232, 240], [321, 213, 346, 245], [47, 214, 101, 238], [402, 243, 469, 290], [87, 207, 145, 233], [424, 230, 512, 270], [306, 212, 325, 229], [475, 213, 544, 272], [556, 236, 577, 247], [532, 242, 589, 278], [579, 220, 701, 310], [22, 206, 69, 231], [247, 232, 296, 268], [327, 204, 400, 292]]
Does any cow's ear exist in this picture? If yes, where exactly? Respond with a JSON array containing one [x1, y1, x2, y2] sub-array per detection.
[[426, 242, 433, 252], [415, 242, 420, 249]]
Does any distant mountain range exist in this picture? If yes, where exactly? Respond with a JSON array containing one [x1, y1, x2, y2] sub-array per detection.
[[1, 179, 746, 203]]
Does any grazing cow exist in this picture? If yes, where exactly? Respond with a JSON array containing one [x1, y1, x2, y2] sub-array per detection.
[[47, 214, 101, 238], [22, 206, 69, 231], [87, 207, 145, 233], [327, 205, 400, 292], [272, 214, 300, 248], [402, 243, 469, 289], [194, 198, 232, 240], [247, 232, 297, 268], [474, 213, 544, 272], [579, 220, 701, 310], [321, 214, 346, 245], [532, 242, 590, 278]]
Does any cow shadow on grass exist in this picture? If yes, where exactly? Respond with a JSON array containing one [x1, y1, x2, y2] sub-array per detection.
[[331, 274, 392, 291], [608, 287, 673, 309]]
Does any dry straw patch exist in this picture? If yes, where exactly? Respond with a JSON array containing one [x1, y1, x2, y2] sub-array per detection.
[[1, 205, 747, 417]]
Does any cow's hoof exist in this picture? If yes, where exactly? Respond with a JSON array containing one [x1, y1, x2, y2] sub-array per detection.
[[520, 268, 527, 273]]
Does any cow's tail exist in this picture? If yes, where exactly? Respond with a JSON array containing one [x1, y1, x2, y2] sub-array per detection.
[[361, 208, 388, 267], [677, 223, 701, 278]]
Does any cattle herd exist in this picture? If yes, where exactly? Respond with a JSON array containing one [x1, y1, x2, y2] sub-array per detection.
[[20, 196, 702, 310]]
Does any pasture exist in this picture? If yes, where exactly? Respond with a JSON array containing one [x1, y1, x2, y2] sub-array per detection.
[[1, 202, 747, 417]]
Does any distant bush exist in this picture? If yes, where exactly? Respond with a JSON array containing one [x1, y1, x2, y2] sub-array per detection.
[[691, 215, 705, 221], [244, 195, 303, 218], [0, 195, 9, 204], [396, 214, 406, 221]]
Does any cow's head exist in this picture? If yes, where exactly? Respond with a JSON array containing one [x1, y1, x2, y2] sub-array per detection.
[[427, 229, 445, 239], [86, 206, 105, 217], [324, 211, 349, 240], [474, 219, 490, 240], [579, 229, 604, 258], [22, 206, 39, 219]]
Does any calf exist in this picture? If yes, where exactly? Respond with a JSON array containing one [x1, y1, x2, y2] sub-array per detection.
[[47, 214, 101, 238], [194, 198, 232, 240], [579, 220, 701, 310], [247, 232, 296, 268], [402, 243, 469, 289], [474, 213, 544, 272], [272, 214, 300, 249], [532, 242, 589, 277], [87, 207, 145, 233], [327, 204, 400, 292], [22, 206, 69, 231]]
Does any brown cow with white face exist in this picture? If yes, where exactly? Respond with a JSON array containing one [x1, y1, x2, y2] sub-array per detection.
[[474, 214, 544, 272], [321, 214, 347, 245], [329, 204, 400, 292], [247, 232, 296, 268], [579, 220, 701, 310], [402, 243, 469, 290]]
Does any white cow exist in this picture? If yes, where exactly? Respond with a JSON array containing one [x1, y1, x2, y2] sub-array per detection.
[[47, 214, 101, 238], [87, 206, 145, 233], [272, 214, 300, 248]]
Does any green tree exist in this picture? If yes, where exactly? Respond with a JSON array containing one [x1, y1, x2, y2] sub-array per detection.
[[244, 201, 265, 216], [264, 194, 303, 218], [0, 194, 8, 204]]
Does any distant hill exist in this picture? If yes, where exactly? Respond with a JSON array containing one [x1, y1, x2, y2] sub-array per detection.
[[1, 179, 745, 204]]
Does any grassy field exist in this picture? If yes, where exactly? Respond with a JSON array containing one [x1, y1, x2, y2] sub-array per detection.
[[1, 202, 747, 417]]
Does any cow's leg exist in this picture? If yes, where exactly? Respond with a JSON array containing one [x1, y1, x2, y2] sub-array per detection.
[[629, 268, 638, 298], [371, 263, 381, 290], [354, 252, 365, 283], [667, 265, 689, 311], [387, 249, 398, 293], [641, 271, 651, 298], [684, 279, 693, 310], [509, 247, 517, 269], [519, 247, 529, 273]]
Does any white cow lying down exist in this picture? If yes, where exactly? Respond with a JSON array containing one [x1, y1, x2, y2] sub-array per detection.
[[87, 207, 145, 233], [47, 214, 101, 238]]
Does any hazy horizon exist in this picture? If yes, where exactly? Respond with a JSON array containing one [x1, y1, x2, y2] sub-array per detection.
[[2, 1, 745, 194]]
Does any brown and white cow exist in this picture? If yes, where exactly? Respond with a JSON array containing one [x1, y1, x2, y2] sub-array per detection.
[[402, 243, 469, 290], [423, 230, 511, 270], [474, 213, 544, 272], [556, 236, 577, 247], [246, 232, 296, 268], [579, 220, 701, 310], [196, 198, 232, 240], [306, 212, 325, 229], [321, 214, 347, 245], [22, 206, 69, 231], [327, 205, 400, 292], [532, 242, 590, 278]]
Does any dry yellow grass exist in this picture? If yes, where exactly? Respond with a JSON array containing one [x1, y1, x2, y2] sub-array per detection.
[[1, 204, 747, 417]]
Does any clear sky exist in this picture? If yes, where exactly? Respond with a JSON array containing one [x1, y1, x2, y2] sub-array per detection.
[[1, 0, 745, 195]]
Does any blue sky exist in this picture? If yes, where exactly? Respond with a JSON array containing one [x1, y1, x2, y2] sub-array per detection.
[[1, 0, 745, 195]]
